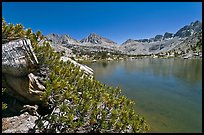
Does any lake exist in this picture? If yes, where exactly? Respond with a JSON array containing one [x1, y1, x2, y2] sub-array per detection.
[[87, 58, 202, 133]]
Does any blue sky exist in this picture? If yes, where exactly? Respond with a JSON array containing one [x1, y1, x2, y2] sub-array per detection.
[[2, 2, 202, 44]]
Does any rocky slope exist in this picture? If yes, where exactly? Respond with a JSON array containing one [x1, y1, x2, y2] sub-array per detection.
[[172, 31, 202, 57], [121, 20, 202, 56], [163, 32, 173, 40], [46, 33, 81, 45], [46, 33, 123, 56], [80, 33, 117, 45], [174, 20, 202, 38]]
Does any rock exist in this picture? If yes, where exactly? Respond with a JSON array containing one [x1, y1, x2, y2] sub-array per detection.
[[28, 73, 45, 96], [163, 32, 173, 39], [80, 33, 117, 45], [107, 58, 113, 61], [154, 35, 163, 41], [2, 112, 38, 133], [121, 39, 138, 45], [51, 44, 74, 57], [174, 20, 202, 38], [20, 105, 39, 116], [2, 38, 39, 76], [2, 39, 45, 103], [137, 39, 149, 42], [46, 33, 80, 45], [4, 73, 45, 103], [183, 53, 193, 59], [60, 56, 94, 75]]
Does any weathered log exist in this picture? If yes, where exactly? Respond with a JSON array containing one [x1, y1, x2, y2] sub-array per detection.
[[2, 38, 38, 76]]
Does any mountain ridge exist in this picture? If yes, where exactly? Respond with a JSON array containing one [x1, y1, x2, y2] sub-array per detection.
[[45, 20, 202, 57], [45, 20, 201, 46], [80, 33, 117, 45]]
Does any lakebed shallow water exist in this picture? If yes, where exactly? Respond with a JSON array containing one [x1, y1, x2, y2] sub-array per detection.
[[87, 58, 202, 133]]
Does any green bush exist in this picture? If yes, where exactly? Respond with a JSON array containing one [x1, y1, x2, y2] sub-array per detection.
[[2, 88, 7, 110], [33, 39, 149, 133], [2, 17, 149, 133]]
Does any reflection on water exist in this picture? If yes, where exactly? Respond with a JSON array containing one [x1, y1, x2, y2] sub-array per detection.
[[87, 58, 202, 133], [91, 58, 202, 85]]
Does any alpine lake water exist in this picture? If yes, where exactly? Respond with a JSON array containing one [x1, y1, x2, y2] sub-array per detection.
[[86, 58, 202, 133]]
